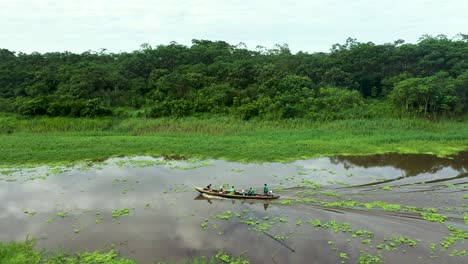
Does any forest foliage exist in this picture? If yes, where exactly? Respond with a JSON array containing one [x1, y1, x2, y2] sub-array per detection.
[[0, 34, 467, 120]]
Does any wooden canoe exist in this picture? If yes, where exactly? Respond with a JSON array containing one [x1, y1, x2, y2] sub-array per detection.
[[195, 187, 280, 200]]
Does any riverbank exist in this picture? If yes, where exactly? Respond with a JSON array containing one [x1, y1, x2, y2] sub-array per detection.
[[0, 115, 467, 166]]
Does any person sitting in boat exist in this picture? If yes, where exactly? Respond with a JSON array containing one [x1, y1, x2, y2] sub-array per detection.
[[247, 187, 255, 196], [219, 185, 224, 193], [229, 186, 235, 194], [205, 184, 212, 190], [264, 184, 269, 196]]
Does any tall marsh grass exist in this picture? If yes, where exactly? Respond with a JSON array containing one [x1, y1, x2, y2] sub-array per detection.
[[0, 114, 467, 165]]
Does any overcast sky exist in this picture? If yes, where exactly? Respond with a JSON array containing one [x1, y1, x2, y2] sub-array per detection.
[[1, 0, 467, 54]]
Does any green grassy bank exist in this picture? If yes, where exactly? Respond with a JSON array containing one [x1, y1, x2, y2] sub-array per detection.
[[0, 115, 467, 166]]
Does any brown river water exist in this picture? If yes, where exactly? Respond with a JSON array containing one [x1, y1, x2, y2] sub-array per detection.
[[0, 153, 467, 263]]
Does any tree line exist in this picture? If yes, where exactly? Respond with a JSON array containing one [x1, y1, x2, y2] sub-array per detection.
[[0, 34, 467, 119]]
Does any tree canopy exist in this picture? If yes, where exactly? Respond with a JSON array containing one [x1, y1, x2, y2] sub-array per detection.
[[0, 35, 467, 119]]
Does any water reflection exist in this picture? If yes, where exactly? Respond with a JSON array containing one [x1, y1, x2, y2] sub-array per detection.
[[193, 194, 270, 210], [0, 154, 466, 263], [330, 152, 468, 177]]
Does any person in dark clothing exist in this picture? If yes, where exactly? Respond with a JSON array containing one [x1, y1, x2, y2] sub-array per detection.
[[205, 184, 212, 190]]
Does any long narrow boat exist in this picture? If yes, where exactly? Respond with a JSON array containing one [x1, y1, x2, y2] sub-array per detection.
[[195, 187, 280, 200]]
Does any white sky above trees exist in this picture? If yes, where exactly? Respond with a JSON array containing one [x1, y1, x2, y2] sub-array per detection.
[[1, 0, 467, 54]]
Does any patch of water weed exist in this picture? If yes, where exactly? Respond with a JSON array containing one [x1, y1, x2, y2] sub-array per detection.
[[77, 165, 92, 171], [295, 190, 317, 196], [275, 198, 317, 205], [357, 252, 383, 264], [429, 243, 438, 258], [3, 178, 17, 182], [96, 217, 104, 224], [319, 191, 341, 198], [231, 168, 244, 173], [114, 158, 169, 168], [46, 217, 55, 223], [274, 235, 286, 241], [112, 208, 130, 219], [301, 179, 322, 190], [376, 236, 418, 251], [169, 161, 211, 170], [449, 249, 468, 257], [320, 199, 454, 226], [0, 169, 16, 175], [422, 207, 438, 213], [321, 200, 361, 208], [420, 212, 447, 223], [28, 174, 49, 181], [440, 225, 468, 249], [212, 211, 233, 220], [239, 218, 272, 232], [46, 249, 136, 263], [56, 212, 68, 218], [364, 201, 401, 211], [215, 251, 249, 264], [381, 186, 392, 191], [333, 180, 350, 186], [463, 194, 468, 199], [48, 167, 67, 174], [464, 213, 468, 224], [201, 219, 209, 229], [273, 187, 284, 192], [272, 217, 287, 223], [339, 252, 349, 262], [307, 219, 373, 239]]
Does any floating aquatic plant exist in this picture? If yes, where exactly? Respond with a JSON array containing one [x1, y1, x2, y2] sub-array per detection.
[[420, 213, 447, 223], [112, 209, 130, 219], [56, 212, 67, 218], [212, 211, 233, 220]]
